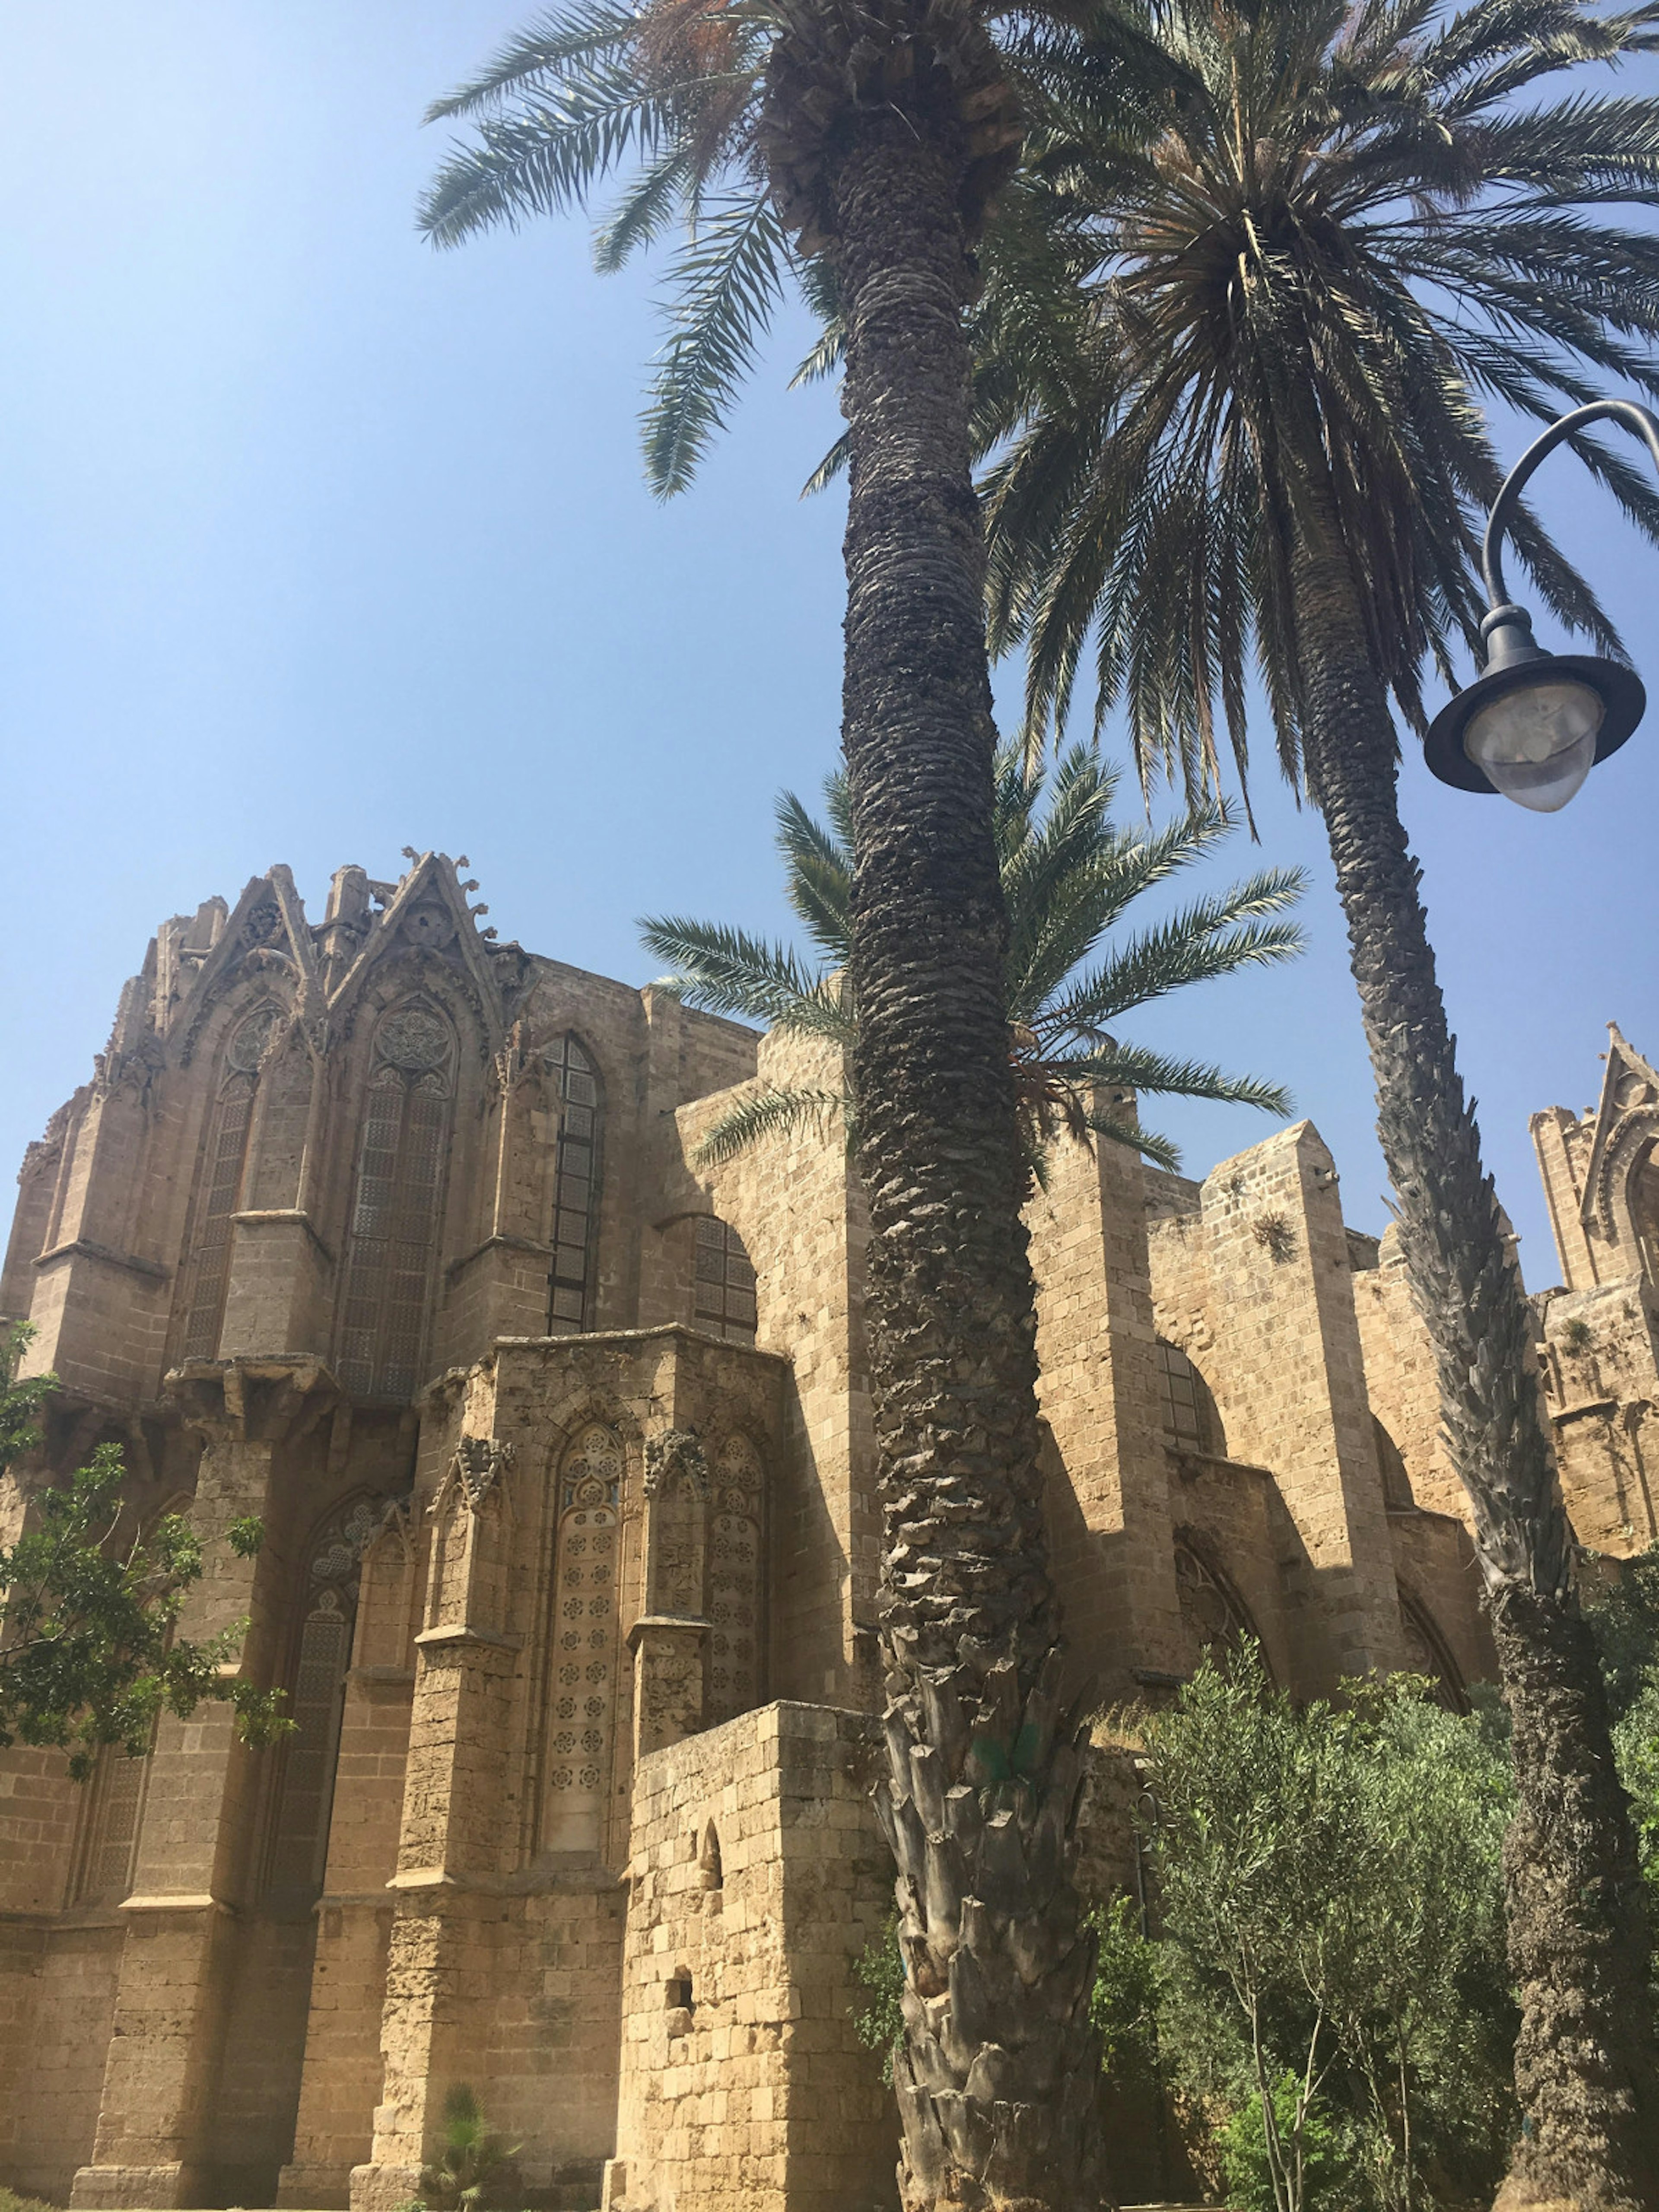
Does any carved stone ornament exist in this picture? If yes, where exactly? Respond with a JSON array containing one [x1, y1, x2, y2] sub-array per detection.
[[453, 1435, 515, 1510], [227, 1004, 283, 1073], [377, 1006, 451, 1072], [644, 1427, 709, 1499]]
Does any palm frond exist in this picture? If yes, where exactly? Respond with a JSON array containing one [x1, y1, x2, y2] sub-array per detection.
[[691, 1084, 852, 1165], [1077, 1103, 1184, 1173], [642, 192, 790, 495], [424, 3, 642, 122], [638, 916, 823, 1023], [1055, 1045, 1294, 1117]]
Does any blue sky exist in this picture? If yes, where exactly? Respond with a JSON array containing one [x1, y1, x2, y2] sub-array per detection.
[[1, 1, 1655, 1287]]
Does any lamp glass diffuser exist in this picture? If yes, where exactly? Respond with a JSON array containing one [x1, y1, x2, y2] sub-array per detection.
[[1463, 677, 1605, 812]]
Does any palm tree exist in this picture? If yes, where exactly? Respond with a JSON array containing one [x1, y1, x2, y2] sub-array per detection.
[[643, 743, 1304, 1173], [420, 8, 1147, 2203], [969, 0, 1659, 2199]]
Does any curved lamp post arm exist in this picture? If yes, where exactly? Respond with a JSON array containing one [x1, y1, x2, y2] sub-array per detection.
[[1484, 397, 1659, 608]]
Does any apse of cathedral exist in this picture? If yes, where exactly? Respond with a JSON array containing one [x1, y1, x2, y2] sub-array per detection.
[[1, 853, 1655, 2212]]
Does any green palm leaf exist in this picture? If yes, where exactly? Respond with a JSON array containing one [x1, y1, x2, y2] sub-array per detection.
[[692, 1083, 854, 1165], [643, 193, 792, 496]]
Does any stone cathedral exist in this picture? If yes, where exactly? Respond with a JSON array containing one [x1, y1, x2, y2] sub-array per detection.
[[2, 852, 1656, 2212]]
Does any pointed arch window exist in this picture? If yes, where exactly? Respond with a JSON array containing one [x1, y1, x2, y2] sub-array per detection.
[[337, 1004, 455, 1401], [176, 1003, 281, 1360], [694, 1218, 757, 1344], [1399, 1590, 1468, 1713], [263, 1493, 384, 1899], [1157, 1339, 1225, 1456], [546, 1035, 602, 1331], [1174, 1538, 1265, 1676]]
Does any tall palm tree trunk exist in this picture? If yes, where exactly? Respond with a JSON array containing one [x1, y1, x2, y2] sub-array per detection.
[[761, 18, 1105, 2205], [1293, 512, 1659, 2211]]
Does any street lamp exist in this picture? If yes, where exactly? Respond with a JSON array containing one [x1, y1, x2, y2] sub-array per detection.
[[1424, 398, 1654, 810]]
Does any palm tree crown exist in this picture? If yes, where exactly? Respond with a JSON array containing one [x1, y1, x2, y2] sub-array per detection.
[[974, 0, 1659, 791], [641, 743, 1305, 1171], [417, 0, 1151, 493]]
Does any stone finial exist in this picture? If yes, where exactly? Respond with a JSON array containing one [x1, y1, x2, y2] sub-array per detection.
[[643, 1427, 709, 1499]]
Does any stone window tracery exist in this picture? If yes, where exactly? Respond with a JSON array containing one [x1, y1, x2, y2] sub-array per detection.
[[264, 1493, 382, 1898], [707, 1435, 764, 1725], [176, 1003, 280, 1360], [544, 1423, 623, 1852], [1174, 1538, 1262, 1674], [1398, 1591, 1468, 1713], [336, 1003, 455, 1401], [546, 1035, 602, 1331], [693, 1217, 758, 1343], [1157, 1339, 1224, 1456]]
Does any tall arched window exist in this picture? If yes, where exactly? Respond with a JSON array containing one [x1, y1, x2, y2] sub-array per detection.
[[336, 1003, 455, 1401], [176, 1003, 281, 1359], [73, 1741, 150, 1907], [707, 1434, 764, 1725], [693, 1218, 758, 1344], [263, 1494, 382, 1900], [546, 1035, 602, 1331], [1157, 1339, 1225, 1456], [544, 1424, 622, 1853]]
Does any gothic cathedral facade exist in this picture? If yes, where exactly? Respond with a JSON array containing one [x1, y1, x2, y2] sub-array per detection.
[[2, 853, 1656, 2212]]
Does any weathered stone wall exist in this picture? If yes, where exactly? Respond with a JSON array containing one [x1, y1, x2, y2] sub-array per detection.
[[674, 1028, 880, 1713], [0, 1918, 125, 2202], [1025, 1126, 1186, 1703], [610, 1701, 896, 2212]]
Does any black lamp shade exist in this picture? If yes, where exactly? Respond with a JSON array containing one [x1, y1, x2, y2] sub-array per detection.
[[1424, 651, 1646, 794]]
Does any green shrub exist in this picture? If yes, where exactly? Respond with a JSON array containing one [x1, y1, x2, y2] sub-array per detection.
[[1219, 2073, 1357, 2211], [0, 2188, 59, 2212], [850, 1911, 906, 2083]]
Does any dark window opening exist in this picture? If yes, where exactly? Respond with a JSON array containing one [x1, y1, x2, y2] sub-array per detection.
[[547, 1035, 601, 1330], [1157, 1339, 1224, 1456], [694, 1217, 757, 1343]]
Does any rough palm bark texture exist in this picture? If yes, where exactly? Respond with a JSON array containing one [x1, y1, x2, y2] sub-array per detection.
[[1293, 512, 1659, 2212], [761, 12, 1105, 2208]]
